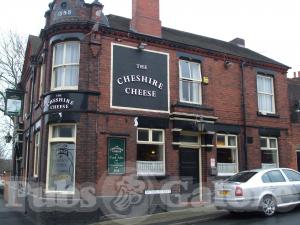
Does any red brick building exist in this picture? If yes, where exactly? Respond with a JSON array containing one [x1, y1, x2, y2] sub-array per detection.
[[11, 0, 295, 222], [288, 75, 300, 172]]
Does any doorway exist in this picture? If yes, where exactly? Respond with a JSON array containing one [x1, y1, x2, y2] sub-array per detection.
[[179, 148, 201, 202], [297, 151, 300, 172]]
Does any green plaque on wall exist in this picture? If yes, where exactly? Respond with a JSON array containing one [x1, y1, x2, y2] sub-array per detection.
[[108, 137, 126, 175]]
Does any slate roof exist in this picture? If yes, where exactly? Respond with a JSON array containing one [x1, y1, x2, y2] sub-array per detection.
[[28, 35, 42, 56], [107, 15, 289, 69]]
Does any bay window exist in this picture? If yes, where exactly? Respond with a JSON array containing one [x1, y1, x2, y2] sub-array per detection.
[[260, 137, 278, 169], [179, 60, 202, 104], [216, 134, 238, 176], [46, 124, 76, 193], [52, 41, 80, 90], [33, 131, 40, 177], [257, 75, 275, 114], [137, 128, 165, 176]]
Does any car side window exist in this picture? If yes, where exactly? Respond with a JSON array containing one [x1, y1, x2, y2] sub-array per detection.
[[283, 169, 300, 181], [262, 170, 286, 183], [262, 174, 271, 183]]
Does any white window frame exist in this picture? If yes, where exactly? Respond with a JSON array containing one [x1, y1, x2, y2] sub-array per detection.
[[24, 139, 30, 183], [257, 74, 275, 114], [33, 131, 41, 177], [179, 59, 202, 105], [176, 131, 201, 149], [46, 124, 77, 194], [39, 64, 45, 97], [216, 134, 239, 176], [51, 41, 80, 91], [137, 128, 165, 176], [260, 137, 279, 168]]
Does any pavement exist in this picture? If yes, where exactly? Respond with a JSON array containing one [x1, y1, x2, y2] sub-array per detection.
[[0, 194, 35, 225], [90, 204, 228, 225], [0, 192, 228, 225]]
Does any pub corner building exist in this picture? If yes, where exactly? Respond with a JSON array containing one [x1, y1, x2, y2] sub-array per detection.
[[9, 0, 297, 222]]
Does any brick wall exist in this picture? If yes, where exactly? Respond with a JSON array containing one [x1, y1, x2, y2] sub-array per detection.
[[20, 8, 293, 200]]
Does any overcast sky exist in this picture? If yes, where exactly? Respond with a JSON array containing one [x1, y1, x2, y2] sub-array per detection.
[[0, 0, 299, 77]]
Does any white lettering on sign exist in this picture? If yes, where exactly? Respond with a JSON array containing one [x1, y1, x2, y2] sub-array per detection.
[[114, 58, 166, 100], [145, 189, 171, 195], [136, 64, 148, 70], [116, 75, 164, 90], [125, 88, 157, 97], [47, 97, 74, 110]]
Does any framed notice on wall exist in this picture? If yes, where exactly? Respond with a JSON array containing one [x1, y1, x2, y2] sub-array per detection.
[[107, 137, 126, 175]]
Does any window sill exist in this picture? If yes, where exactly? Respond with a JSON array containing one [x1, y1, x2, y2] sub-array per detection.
[[257, 112, 280, 118], [173, 102, 214, 111], [45, 191, 75, 196], [137, 175, 168, 180], [43, 89, 101, 97]]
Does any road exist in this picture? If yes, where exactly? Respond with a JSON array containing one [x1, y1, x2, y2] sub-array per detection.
[[190, 207, 300, 225], [1, 191, 300, 225], [0, 194, 34, 225]]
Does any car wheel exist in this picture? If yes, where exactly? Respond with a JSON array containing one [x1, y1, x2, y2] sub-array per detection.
[[261, 195, 276, 216]]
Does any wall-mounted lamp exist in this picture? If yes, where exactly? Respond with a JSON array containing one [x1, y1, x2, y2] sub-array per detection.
[[198, 122, 206, 132], [224, 60, 232, 68], [295, 100, 300, 112], [5, 132, 12, 143], [138, 42, 147, 51]]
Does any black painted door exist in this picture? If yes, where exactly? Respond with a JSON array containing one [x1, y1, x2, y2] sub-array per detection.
[[297, 152, 300, 172], [179, 148, 200, 202]]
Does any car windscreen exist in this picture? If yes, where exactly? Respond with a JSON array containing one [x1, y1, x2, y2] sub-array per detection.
[[227, 172, 257, 183]]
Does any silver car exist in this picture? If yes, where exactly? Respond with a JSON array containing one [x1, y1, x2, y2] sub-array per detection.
[[214, 168, 300, 216]]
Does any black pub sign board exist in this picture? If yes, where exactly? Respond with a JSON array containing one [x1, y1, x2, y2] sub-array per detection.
[[111, 44, 169, 112], [43, 92, 88, 113]]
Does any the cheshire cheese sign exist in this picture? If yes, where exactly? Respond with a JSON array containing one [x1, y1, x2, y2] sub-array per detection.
[[111, 43, 169, 112], [43, 92, 88, 113]]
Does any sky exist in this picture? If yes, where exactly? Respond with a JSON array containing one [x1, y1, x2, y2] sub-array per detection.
[[0, 0, 299, 77]]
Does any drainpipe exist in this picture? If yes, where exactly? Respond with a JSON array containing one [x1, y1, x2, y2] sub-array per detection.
[[240, 61, 248, 170], [24, 61, 37, 214]]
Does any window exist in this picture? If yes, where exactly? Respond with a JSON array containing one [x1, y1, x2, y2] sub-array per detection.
[[39, 64, 45, 97], [216, 134, 238, 176], [52, 42, 80, 90], [137, 128, 165, 176], [282, 169, 300, 181], [33, 131, 41, 177], [24, 139, 30, 183], [262, 170, 285, 183], [227, 172, 257, 183], [260, 137, 278, 169], [47, 124, 76, 193], [179, 135, 199, 144], [179, 60, 202, 104], [257, 75, 275, 114]]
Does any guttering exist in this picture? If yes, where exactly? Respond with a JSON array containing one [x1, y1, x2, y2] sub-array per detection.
[[170, 112, 218, 121], [240, 61, 248, 170], [24, 58, 38, 214]]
